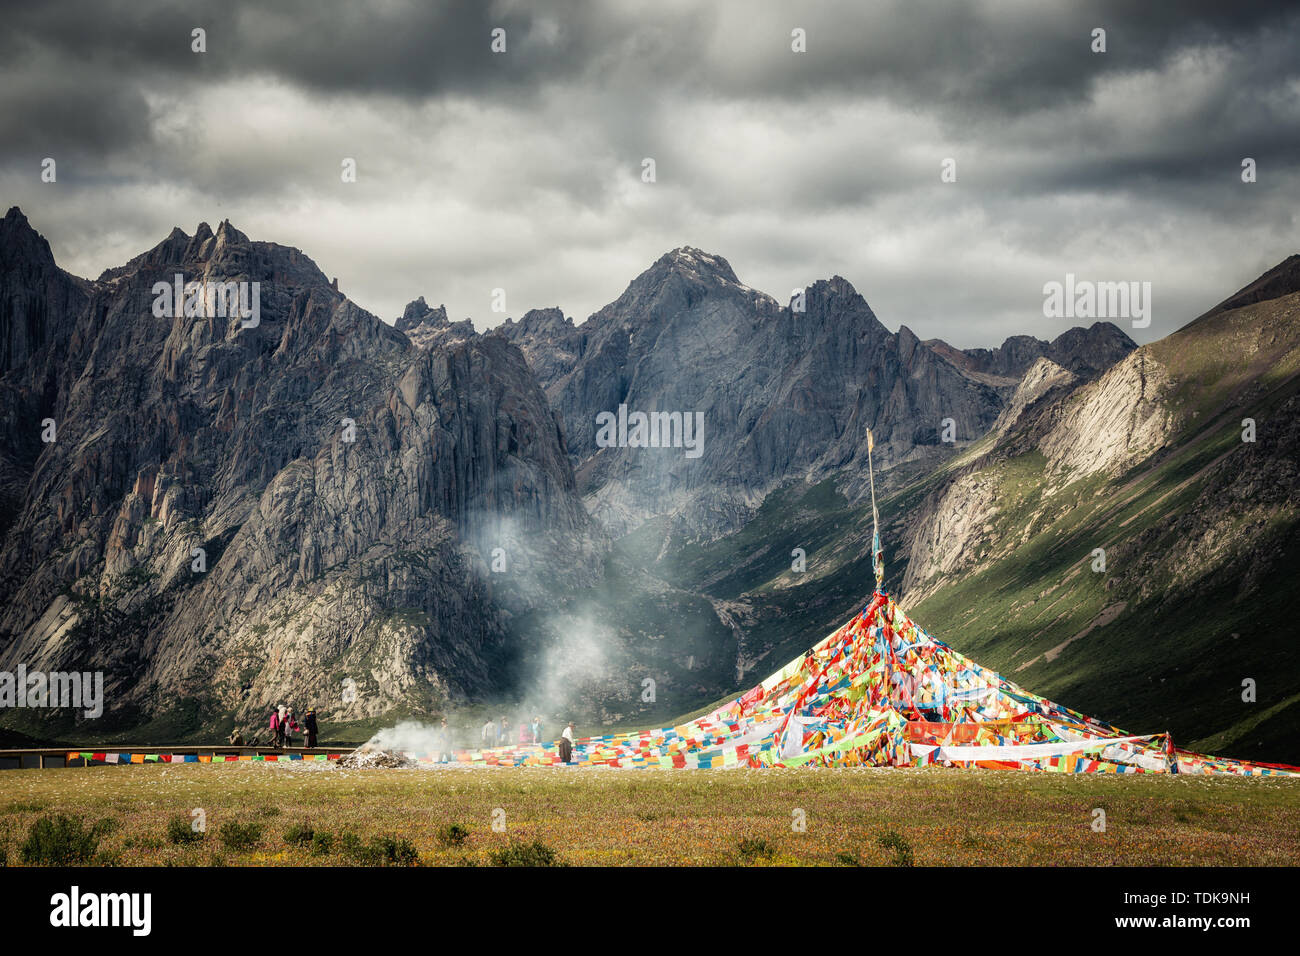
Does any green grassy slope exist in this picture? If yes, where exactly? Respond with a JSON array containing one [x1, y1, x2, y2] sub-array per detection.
[[653, 286, 1300, 764]]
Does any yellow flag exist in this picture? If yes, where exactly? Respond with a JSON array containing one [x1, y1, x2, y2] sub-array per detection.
[[867, 428, 874, 453]]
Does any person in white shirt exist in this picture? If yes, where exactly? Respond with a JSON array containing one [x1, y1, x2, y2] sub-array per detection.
[[559, 721, 575, 763], [481, 719, 495, 748]]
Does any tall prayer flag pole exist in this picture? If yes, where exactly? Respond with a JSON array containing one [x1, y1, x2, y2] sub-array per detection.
[[867, 428, 884, 590]]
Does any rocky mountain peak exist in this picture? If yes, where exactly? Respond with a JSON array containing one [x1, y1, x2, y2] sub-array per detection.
[[655, 246, 742, 284], [805, 275, 869, 309], [396, 296, 450, 332], [609, 247, 773, 313], [992, 357, 1077, 438], [396, 297, 476, 350], [492, 308, 583, 389], [95, 219, 334, 296], [215, 219, 249, 246], [799, 276, 888, 339], [0, 206, 88, 377], [1046, 322, 1138, 378], [513, 306, 570, 332], [1, 205, 58, 271]]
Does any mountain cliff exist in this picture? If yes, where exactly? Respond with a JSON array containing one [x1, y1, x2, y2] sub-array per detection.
[[488, 248, 1135, 538], [0, 209, 599, 742], [0, 215, 1152, 743]]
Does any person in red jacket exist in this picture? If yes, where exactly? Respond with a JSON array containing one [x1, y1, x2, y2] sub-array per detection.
[[284, 708, 302, 748]]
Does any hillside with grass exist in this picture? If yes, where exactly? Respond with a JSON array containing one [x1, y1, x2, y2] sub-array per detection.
[[637, 260, 1300, 764]]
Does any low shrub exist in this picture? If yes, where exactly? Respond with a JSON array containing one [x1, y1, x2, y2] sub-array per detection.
[[20, 815, 111, 865], [218, 821, 263, 852], [338, 831, 418, 866], [310, 831, 334, 856], [283, 822, 314, 847], [488, 840, 566, 867], [167, 814, 204, 846], [436, 823, 470, 848]]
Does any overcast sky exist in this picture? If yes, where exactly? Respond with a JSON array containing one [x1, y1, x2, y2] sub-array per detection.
[[2, 0, 1297, 347]]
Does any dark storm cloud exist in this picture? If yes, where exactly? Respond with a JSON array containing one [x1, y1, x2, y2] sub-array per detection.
[[0, 0, 590, 98], [7, 1, 1297, 124], [702, 1, 1298, 109], [1, 0, 1297, 346]]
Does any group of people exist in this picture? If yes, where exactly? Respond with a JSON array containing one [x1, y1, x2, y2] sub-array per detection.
[[227, 708, 585, 760], [267, 703, 319, 749], [479, 715, 546, 749], [461, 715, 578, 763]]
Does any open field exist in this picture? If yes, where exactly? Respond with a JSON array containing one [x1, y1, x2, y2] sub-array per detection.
[[2, 764, 1298, 866]]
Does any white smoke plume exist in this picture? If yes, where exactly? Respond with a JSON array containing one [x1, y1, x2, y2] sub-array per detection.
[[527, 606, 617, 716], [361, 720, 446, 754]]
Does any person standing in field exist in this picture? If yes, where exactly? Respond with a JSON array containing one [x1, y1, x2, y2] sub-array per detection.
[[481, 717, 496, 748], [531, 716, 542, 745], [303, 707, 319, 748], [497, 716, 509, 747], [559, 721, 575, 764], [438, 718, 452, 763]]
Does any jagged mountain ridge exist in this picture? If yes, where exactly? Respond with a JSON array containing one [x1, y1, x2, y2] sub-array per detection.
[[0, 212, 1143, 741], [0, 207, 600, 741], [395, 296, 477, 351], [470, 247, 1136, 537], [923, 322, 1137, 383]]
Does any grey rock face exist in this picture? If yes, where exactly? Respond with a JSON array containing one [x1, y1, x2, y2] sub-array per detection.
[[991, 358, 1077, 439], [493, 307, 584, 389], [503, 249, 1071, 536], [395, 297, 477, 350], [0, 210, 598, 736]]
